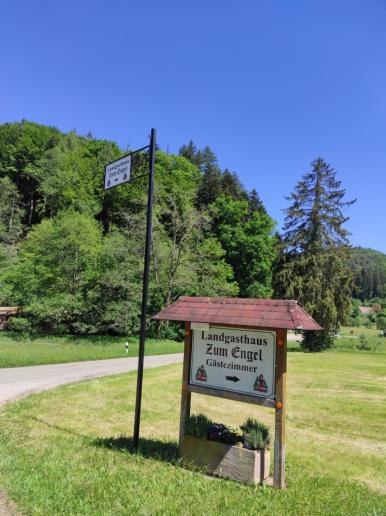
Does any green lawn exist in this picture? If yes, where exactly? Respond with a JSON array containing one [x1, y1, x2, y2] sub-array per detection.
[[0, 348, 385, 515], [0, 332, 183, 368], [1, 325, 384, 369], [334, 326, 386, 354]]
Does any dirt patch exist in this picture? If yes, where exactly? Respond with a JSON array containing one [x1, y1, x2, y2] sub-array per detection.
[[0, 491, 20, 516]]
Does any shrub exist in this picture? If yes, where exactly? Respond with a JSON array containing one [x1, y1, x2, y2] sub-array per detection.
[[357, 334, 371, 351], [346, 317, 361, 328], [207, 423, 241, 445], [241, 418, 270, 450], [7, 316, 32, 335], [376, 316, 386, 330], [301, 330, 334, 352], [185, 414, 213, 439]]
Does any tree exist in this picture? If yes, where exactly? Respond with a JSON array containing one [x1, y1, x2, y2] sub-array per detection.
[[221, 169, 247, 200], [0, 120, 61, 225], [0, 177, 24, 245], [248, 189, 266, 215], [195, 146, 222, 207], [210, 197, 276, 297], [179, 140, 203, 167], [85, 230, 143, 335], [4, 211, 103, 333], [150, 153, 237, 309], [274, 158, 355, 351]]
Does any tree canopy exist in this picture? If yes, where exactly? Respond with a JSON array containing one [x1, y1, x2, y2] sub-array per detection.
[[0, 122, 275, 336]]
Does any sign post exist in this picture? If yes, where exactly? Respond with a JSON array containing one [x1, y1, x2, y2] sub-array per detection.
[[274, 328, 287, 489], [133, 128, 156, 450], [103, 129, 156, 451]]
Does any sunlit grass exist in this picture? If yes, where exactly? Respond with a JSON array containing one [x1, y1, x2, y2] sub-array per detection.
[[0, 348, 385, 515], [0, 332, 182, 367]]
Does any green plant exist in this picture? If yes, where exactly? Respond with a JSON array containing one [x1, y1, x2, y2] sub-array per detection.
[[241, 418, 270, 450], [357, 334, 371, 351], [207, 423, 241, 445], [7, 316, 32, 335], [185, 414, 214, 439]]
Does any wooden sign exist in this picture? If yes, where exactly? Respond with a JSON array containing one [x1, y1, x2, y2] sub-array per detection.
[[153, 296, 322, 490], [190, 326, 276, 399]]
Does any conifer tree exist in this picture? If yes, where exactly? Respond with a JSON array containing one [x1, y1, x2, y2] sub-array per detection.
[[274, 158, 355, 351], [179, 140, 202, 167], [248, 188, 266, 214]]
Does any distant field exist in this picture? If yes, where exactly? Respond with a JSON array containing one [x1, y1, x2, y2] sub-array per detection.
[[334, 326, 386, 353], [1, 325, 385, 368], [287, 326, 386, 353], [0, 347, 385, 515], [0, 332, 182, 368]]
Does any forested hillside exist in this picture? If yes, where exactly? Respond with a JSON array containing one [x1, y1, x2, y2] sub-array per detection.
[[349, 247, 386, 300], [0, 121, 276, 336]]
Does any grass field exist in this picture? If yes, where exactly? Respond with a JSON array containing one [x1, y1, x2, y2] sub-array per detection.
[[1, 325, 385, 368], [0, 332, 182, 367], [0, 347, 385, 515]]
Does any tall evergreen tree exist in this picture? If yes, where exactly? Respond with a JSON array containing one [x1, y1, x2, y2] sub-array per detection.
[[248, 188, 266, 215], [179, 140, 202, 167], [274, 158, 355, 351], [196, 146, 222, 207], [221, 169, 247, 200]]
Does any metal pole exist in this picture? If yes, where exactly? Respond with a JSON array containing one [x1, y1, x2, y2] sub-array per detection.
[[133, 128, 156, 450]]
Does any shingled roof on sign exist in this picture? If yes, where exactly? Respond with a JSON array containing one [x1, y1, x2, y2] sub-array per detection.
[[153, 297, 322, 331]]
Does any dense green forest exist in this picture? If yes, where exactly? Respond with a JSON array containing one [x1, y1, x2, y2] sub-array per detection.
[[0, 121, 275, 336], [349, 247, 386, 301], [0, 121, 384, 339]]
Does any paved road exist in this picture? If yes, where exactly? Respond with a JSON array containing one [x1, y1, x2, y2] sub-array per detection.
[[0, 353, 183, 406]]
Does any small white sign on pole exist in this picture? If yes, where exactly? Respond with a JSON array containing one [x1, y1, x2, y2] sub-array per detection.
[[104, 155, 132, 190], [190, 326, 276, 399]]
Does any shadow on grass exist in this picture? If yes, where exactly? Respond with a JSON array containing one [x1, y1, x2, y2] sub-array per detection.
[[92, 436, 180, 464], [30, 416, 89, 439], [30, 416, 180, 465]]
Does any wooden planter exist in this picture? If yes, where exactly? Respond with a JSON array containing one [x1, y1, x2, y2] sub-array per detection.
[[182, 435, 270, 485]]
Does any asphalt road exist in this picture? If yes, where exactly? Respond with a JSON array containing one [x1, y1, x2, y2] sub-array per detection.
[[0, 353, 183, 406]]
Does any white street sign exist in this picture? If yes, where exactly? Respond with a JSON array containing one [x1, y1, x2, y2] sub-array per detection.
[[190, 326, 276, 399], [104, 155, 131, 190]]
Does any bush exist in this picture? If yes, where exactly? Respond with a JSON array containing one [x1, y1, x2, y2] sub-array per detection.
[[357, 334, 371, 351], [346, 317, 361, 328], [207, 423, 241, 445], [241, 418, 270, 450], [301, 330, 334, 352], [7, 316, 32, 335], [185, 414, 214, 439], [376, 316, 386, 330]]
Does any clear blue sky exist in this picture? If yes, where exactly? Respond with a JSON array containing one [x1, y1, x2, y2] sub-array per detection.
[[1, 1, 385, 252]]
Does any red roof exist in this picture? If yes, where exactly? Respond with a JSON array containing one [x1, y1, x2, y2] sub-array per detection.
[[153, 297, 322, 330]]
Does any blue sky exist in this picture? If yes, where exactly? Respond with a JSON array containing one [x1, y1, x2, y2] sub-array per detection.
[[1, 1, 385, 252]]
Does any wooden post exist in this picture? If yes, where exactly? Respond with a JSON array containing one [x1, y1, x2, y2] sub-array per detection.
[[179, 321, 192, 454], [273, 328, 287, 489]]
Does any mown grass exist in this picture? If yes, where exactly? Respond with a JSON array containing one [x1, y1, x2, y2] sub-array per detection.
[[0, 348, 385, 515], [334, 326, 386, 354], [0, 332, 182, 367]]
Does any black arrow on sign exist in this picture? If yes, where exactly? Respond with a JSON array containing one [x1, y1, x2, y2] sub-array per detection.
[[225, 376, 240, 383]]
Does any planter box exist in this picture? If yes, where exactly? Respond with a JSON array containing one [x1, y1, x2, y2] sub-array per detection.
[[182, 435, 270, 485]]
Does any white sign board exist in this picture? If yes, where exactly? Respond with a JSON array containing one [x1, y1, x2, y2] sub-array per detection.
[[190, 326, 276, 399], [104, 155, 131, 190]]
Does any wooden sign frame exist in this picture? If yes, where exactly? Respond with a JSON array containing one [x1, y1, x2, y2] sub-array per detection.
[[179, 321, 287, 489]]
